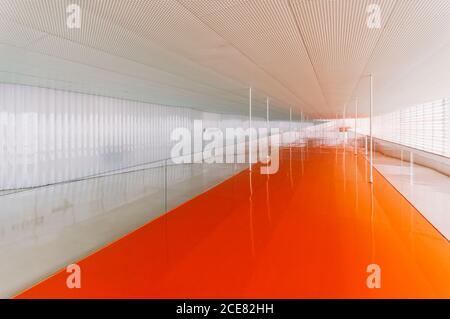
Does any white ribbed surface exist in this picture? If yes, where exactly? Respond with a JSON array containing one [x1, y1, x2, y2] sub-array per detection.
[[0, 83, 270, 189], [306, 97, 450, 158], [357, 98, 450, 157], [1, 1, 449, 116], [352, 0, 450, 116]]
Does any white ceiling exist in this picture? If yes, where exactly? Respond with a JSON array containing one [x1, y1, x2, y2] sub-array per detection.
[[0, 0, 450, 119]]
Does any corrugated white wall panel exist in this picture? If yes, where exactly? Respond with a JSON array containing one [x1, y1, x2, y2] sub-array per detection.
[[0, 82, 304, 190], [1, 83, 270, 190]]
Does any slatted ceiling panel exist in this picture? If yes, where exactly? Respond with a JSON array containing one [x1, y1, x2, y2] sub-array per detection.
[[1, 0, 302, 116], [365, 0, 450, 80], [88, 0, 309, 113], [369, 44, 450, 117], [192, 47, 303, 110], [0, 19, 47, 48], [182, 0, 325, 114], [0, 0, 246, 102], [86, 0, 228, 57], [0, 22, 252, 113], [1, 0, 66, 37], [27, 35, 250, 108], [2, 1, 299, 114], [177, 0, 250, 18], [190, 0, 274, 36], [2, 0, 450, 118], [0, 61, 246, 116], [290, 0, 396, 112], [5, 0, 244, 95], [352, 0, 450, 115], [92, 0, 255, 105]]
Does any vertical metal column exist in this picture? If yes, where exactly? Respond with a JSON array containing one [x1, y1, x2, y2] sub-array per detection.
[[306, 115, 309, 153], [249, 87, 252, 171], [354, 98, 358, 155], [164, 159, 168, 212], [267, 97, 270, 164], [343, 103, 347, 149], [289, 108, 293, 187], [300, 110, 303, 149], [369, 74, 374, 184], [289, 107, 292, 147]]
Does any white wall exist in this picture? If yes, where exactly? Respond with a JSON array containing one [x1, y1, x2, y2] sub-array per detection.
[[0, 83, 261, 190], [355, 98, 450, 158]]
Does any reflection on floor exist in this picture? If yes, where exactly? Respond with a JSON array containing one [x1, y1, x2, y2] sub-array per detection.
[[0, 162, 246, 298], [15, 147, 450, 298], [373, 152, 450, 241]]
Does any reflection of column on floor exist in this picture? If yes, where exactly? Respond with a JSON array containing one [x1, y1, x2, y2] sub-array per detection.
[[248, 169, 255, 257], [355, 152, 359, 216], [370, 183, 376, 264], [265, 174, 271, 224], [301, 145, 304, 176], [13, 147, 450, 299], [290, 146, 293, 188]]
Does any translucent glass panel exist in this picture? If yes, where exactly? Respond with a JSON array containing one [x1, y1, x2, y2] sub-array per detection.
[[0, 83, 258, 190], [355, 98, 450, 158], [0, 83, 306, 190]]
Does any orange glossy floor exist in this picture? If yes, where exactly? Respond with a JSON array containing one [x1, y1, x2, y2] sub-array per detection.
[[16, 147, 450, 298]]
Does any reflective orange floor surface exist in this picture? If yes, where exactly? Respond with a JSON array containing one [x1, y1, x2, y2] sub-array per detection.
[[16, 147, 450, 298]]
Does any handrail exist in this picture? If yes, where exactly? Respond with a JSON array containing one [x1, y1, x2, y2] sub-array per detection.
[[0, 133, 293, 194], [355, 133, 450, 163]]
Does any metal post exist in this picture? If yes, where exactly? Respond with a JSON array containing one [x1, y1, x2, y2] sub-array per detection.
[[289, 107, 292, 147], [369, 74, 374, 184], [267, 97, 270, 163], [289, 108, 293, 186], [300, 110, 303, 146], [335, 113, 338, 149], [343, 103, 347, 149], [306, 115, 309, 153], [249, 87, 252, 171], [354, 98, 358, 155], [164, 159, 168, 212]]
